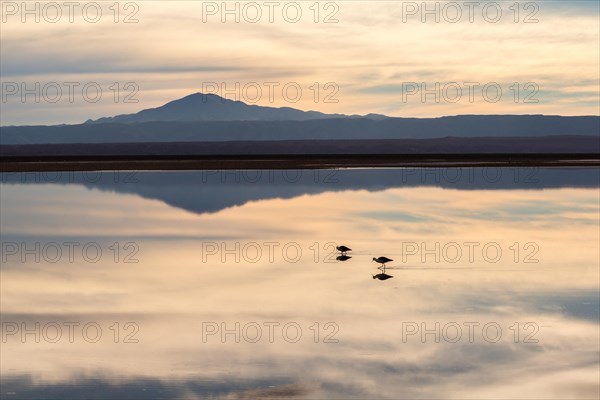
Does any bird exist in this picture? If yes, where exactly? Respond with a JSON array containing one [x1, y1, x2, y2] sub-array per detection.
[[336, 245, 352, 255], [373, 273, 394, 280], [372, 256, 393, 267], [336, 255, 352, 262]]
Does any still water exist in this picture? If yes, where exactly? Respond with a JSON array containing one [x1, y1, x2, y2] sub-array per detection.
[[1, 168, 599, 399]]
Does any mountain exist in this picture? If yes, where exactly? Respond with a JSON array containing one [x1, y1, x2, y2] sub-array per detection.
[[86, 93, 388, 124], [1, 93, 598, 146], [2, 115, 598, 145]]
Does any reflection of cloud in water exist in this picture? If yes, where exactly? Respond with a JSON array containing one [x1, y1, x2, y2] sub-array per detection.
[[0, 169, 598, 398], [2, 334, 598, 399], [1, 376, 310, 400]]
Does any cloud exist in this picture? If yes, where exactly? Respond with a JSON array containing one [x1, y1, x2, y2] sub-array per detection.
[[1, 1, 598, 124]]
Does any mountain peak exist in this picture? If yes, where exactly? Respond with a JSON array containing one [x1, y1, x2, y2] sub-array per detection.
[[87, 92, 386, 124]]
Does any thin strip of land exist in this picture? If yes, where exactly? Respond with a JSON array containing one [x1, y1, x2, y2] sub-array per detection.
[[1, 154, 599, 172], [1, 138, 598, 171]]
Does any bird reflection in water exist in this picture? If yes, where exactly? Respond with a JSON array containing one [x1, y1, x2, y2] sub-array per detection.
[[373, 272, 394, 280], [373, 258, 394, 281], [336, 255, 352, 261]]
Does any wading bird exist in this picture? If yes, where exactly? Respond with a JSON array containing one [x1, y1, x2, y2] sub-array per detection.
[[372, 256, 393, 267], [336, 245, 352, 255]]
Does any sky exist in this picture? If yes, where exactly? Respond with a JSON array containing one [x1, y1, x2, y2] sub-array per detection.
[[1, 0, 599, 125]]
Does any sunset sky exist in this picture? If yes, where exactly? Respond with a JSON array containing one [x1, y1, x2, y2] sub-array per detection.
[[1, 0, 599, 125]]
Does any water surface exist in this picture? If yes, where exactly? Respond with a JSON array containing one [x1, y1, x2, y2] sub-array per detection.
[[1, 168, 599, 399]]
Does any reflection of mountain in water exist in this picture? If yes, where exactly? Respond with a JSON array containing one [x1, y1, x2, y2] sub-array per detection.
[[2, 168, 599, 215], [1, 375, 305, 400]]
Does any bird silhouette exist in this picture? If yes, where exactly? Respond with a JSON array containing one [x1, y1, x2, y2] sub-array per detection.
[[336, 255, 352, 261], [372, 256, 393, 267], [373, 273, 394, 280], [336, 245, 352, 255]]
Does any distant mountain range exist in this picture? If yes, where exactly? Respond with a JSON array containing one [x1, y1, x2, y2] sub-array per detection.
[[86, 93, 388, 124], [1, 93, 598, 149]]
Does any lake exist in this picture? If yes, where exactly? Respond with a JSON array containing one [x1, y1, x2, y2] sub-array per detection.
[[1, 167, 599, 399]]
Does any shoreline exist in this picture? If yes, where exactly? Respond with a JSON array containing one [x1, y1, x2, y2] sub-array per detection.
[[2, 154, 599, 172]]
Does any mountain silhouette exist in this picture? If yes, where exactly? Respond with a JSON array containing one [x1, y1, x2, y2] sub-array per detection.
[[1, 93, 598, 145], [2, 116, 598, 145], [86, 93, 387, 124]]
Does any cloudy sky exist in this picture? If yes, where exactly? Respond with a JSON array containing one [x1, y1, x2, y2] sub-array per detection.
[[1, 0, 599, 125]]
